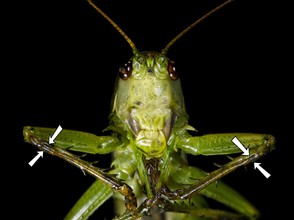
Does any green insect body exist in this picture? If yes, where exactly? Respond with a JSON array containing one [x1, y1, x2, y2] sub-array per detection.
[[23, 0, 275, 219]]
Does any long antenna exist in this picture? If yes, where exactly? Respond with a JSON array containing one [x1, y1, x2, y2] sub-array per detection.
[[161, 0, 234, 55], [86, 0, 138, 55]]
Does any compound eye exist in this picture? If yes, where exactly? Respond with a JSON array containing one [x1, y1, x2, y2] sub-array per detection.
[[168, 60, 178, 80], [119, 60, 132, 80]]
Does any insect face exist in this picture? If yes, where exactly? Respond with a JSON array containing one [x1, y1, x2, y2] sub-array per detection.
[[114, 51, 186, 158]]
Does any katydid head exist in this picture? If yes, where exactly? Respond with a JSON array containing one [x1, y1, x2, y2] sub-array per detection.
[[113, 51, 185, 158]]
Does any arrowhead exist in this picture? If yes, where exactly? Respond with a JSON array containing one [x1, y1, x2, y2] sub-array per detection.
[[48, 125, 62, 144], [28, 151, 44, 167], [254, 162, 261, 169], [37, 151, 44, 158], [49, 136, 55, 144], [242, 148, 250, 156]]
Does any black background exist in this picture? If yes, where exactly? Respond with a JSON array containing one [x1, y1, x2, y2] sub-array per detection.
[[6, 0, 290, 219]]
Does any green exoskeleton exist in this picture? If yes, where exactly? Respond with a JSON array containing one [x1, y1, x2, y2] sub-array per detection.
[[23, 0, 275, 219]]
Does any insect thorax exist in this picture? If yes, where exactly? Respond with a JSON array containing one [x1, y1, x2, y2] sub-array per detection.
[[112, 51, 187, 158]]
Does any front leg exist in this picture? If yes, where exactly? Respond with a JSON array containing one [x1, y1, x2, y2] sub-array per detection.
[[23, 126, 137, 218], [174, 133, 275, 197], [168, 133, 275, 218]]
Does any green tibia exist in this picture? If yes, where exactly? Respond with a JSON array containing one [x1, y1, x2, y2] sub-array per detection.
[[23, 126, 122, 154]]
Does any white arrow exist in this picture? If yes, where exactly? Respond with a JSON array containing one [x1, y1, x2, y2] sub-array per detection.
[[232, 136, 250, 156], [49, 125, 63, 144], [28, 151, 44, 167], [254, 162, 271, 178]]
